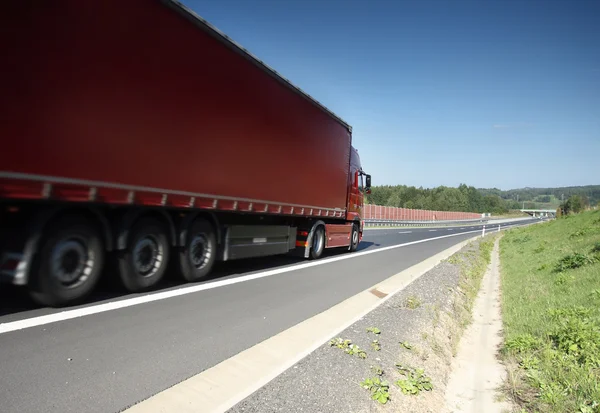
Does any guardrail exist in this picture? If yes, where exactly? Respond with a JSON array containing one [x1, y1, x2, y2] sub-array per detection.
[[364, 218, 489, 228]]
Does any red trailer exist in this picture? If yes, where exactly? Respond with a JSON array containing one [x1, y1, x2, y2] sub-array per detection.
[[0, 0, 371, 307]]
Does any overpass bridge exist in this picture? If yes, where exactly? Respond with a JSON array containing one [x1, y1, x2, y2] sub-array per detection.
[[521, 209, 556, 217]]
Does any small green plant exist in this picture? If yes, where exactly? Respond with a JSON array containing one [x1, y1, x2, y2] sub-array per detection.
[[447, 255, 462, 265], [400, 341, 413, 350], [366, 327, 381, 335], [549, 316, 600, 367], [329, 337, 352, 349], [554, 253, 595, 272], [554, 273, 575, 286], [592, 242, 600, 253], [347, 344, 367, 359], [569, 229, 590, 239], [370, 365, 384, 376], [512, 235, 532, 244], [371, 340, 381, 351], [547, 306, 592, 321], [394, 364, 433, 395], [537, 263, 549, 271], [405, 295, 422, 309], [504, 333, 542, 354], [361, 377, 390, 404], [329, 337, 367, 358], [519, 355, 540, 370], [580, 400, 599, 413], [590, 289, 600, 300]]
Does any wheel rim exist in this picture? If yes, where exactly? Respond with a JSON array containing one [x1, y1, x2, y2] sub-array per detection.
[[133, 235, 162, 276], [313, 228, 324, 255], [50, 238, 93, 288], [352, 228, 359, 246], [189, 234, 212, 269]]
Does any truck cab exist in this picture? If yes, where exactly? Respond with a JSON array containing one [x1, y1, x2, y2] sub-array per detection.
[[347, 146, 371, 232]]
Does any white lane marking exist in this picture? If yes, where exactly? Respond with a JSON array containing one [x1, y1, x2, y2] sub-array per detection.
[[447, 229, 453, 231], [398, 231, 412, 234], [460, 228, 465, 229], [429, 229, 437, 232], [1, 225, 533, 335]]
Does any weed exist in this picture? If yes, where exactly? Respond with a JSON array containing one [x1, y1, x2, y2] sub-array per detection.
[[537, 263, 548, 272], [554, 253, 595, 272], [371, 340, 381, 351], [366, 327, 381, 335], [518, 355, 540, 370], [394, 363, 433, 395], [592, 242, 600, 254], [549, 316, 600, 367], [360, 377, 390, 404], [447, 255, 462, 265], [329, 337, 352, 349], [405, 295, 422, 309], [554, 273, 575, 286], [347, 344, 367, 359], [504, 334, 542, 354], [590, 289, 600, 300], [370, 365, 384, 376], [512, 235, 532, 244], [329, 338, 367, 359], [400, 341, 413, 350], [547, 306, 592, 320], [569, 229, 590, 239], [539, 381, 567, 406]]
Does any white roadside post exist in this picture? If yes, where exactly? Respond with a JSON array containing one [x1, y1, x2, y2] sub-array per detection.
[[498, 224, 500, 233], [482, 225, 486, 237]]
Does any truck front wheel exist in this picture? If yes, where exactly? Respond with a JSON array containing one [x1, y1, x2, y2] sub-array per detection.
[[309, 225, 325, 259], [349, 223, 360, 252], [178, 218, 216, 282], [118, 217, 170, 292], [29, 215, 105, 307]]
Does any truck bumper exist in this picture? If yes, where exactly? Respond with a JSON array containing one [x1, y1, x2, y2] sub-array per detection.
[[0, 252, 27, 285]]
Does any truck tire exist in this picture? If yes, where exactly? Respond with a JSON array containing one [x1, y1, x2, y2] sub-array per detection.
[[29, 215, 105, 307], [118, 217, 170, 292], [349, 223, 359, 252], [309, 225, 325, 260], [178, 218, 216, 282]]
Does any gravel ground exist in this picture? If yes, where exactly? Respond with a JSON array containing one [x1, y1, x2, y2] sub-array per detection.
[[228, 239, 490, 413]]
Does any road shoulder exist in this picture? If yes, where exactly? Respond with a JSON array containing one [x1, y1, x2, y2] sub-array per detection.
[[228, 235, 500, 413]]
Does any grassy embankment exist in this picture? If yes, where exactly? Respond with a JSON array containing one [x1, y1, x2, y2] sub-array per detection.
[[500, 210, 600, 413]]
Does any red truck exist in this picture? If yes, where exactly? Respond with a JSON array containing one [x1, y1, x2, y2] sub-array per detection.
[[0, 0, 371, 307]]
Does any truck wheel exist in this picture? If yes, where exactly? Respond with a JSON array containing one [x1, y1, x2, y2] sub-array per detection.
[[310, 225, 325, 260], [178, 218, 216, 282], [118, 217, 170, 292], [29, 216, 105, 307], [349, 223, 359, 252]]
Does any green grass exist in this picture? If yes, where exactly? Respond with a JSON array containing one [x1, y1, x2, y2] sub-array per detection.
[[500, 210, 600, 413]]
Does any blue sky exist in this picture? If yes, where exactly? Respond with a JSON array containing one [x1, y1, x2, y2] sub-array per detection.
[[183, 0, 599, 190]]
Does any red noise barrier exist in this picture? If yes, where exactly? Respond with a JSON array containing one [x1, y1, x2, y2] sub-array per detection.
[[363, 205, 481, 221]]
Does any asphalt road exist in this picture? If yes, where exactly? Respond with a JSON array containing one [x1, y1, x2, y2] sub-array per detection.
[[0, 218, 540, 413]]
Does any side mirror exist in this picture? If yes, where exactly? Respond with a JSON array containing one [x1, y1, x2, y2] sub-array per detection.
[[365, 174, 371, 191]]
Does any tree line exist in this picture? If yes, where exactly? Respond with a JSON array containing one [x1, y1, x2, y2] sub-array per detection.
[[365, 184, 517, 215], [366, 184, 600, 215]]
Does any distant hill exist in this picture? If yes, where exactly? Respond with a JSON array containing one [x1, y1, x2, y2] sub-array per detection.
[[477, 185, 600, 209]]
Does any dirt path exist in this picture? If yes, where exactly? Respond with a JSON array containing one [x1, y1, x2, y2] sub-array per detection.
[[444, 237, 513, 413]]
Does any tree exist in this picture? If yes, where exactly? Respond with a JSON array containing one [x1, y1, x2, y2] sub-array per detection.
[[562, 195, 584, 214]]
